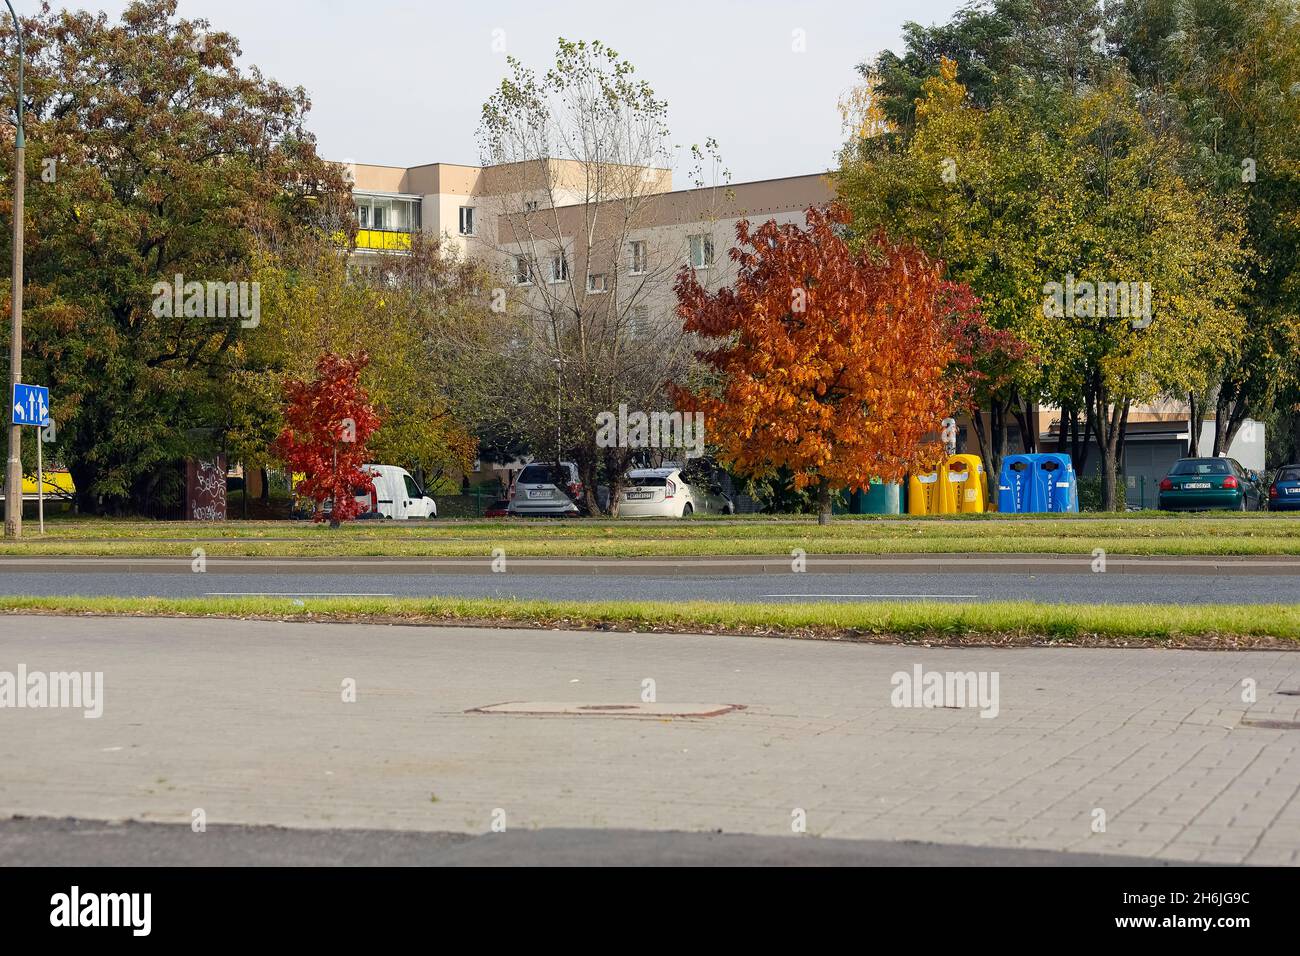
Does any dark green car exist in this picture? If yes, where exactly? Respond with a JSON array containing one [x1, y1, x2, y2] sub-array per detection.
[[1158, 457, 1264, 512]]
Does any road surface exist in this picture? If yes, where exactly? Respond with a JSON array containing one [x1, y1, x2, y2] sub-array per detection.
[[2, 614, 1298, 864], [0, 554, 1298, 604]]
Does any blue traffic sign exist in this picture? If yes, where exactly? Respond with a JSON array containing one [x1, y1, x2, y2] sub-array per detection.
[[12, 383, 50, 427]]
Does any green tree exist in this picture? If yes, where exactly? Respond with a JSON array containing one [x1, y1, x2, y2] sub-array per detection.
[[1113, 0, 1300, 457], [0, 0, 345, 513], [232, 232, 502, 493], [838, 62, 1246, 509]]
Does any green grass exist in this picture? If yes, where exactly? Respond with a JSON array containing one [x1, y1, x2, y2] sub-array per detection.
[[2, 594, 1296, 644], [2, 513, 1299, 557]]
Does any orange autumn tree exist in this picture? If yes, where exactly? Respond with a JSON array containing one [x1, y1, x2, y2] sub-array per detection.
[[674, 202, 964, 522]]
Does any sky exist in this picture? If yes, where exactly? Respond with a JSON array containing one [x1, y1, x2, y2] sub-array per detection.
[[90, 0, 966, 184]]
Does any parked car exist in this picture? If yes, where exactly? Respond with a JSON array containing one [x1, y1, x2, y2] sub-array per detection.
[[1268, 464, 1300, 511], [357, 464, 437, 519], [1158, 457, 1263, 512], [507, 461, 584, 517], [616, 466, 735, 518], [483, 498, 511, 518]]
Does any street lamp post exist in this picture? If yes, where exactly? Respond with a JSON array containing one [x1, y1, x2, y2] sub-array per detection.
[[3, 0, 22, 539], [552, 357, 563, 467]]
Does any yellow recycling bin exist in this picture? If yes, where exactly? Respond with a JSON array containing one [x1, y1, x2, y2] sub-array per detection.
[[946, 454, 988, 513], [908, 465, 957, 514]]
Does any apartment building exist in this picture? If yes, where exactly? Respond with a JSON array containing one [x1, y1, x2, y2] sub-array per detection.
[[346, 157, 834, 326]]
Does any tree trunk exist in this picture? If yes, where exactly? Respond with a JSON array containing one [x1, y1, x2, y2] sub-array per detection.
[[816, 476, 832, 525], [972, 407, 992, 476], [69, 462, 99, 516], [1214, 386, 1250, 457], [1091, 382, 1131, 512], [1012, 398, 1037, 454], [1187, 392, 1202, 457]]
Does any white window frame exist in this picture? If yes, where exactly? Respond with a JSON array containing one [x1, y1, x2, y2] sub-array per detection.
[[587, 272, 608, 294], [548, 253, 569, 284], [629, 240, 647, 275], [459, 206, 475, 236], [689, 234, 714, 270]]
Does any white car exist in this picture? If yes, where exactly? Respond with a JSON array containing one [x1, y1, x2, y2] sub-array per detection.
[[356, 464, 437, 519], [617, 467, 734, 518]]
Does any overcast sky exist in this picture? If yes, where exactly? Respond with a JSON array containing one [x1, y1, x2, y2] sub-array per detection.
[[91, 0, 965, 184]]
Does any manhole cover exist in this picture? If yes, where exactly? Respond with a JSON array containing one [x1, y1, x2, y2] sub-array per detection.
[[467, 701, 744, 718], [1240, 718, 1300, 731], [577, 704, 639, 711]]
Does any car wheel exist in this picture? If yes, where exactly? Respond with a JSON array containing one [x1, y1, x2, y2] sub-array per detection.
[[682, 503, 693, 517]]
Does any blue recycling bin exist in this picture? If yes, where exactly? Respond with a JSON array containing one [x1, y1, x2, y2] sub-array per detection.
[[997, 454, 1036, 513], [1028, 453, 1079, 513]]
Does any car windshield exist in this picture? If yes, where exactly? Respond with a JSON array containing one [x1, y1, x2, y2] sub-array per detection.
[[1170, 459, 1229, 476], [1276, 467, 1300, 483], [627, 476, 668, 487], [519, 464, 569, 486]]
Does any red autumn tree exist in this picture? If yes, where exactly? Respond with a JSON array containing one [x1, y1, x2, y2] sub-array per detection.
[[274, 352, 382, 527], [674, 202, 967, 522]]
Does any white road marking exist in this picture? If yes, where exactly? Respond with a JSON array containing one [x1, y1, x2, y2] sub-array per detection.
[[204, 592, 396, 597], [762, 593, 980, 599]]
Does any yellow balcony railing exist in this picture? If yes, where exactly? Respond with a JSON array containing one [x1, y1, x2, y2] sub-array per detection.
[[354, 229, 413, 252]]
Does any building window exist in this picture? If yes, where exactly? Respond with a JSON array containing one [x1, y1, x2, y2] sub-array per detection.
[[630, 304, 650, 337], [629, 240, 647, 275], [689, 235, 714, 269], [587, 273, 608, 293], [459, 206, 475, 236], [548, 253, 569, 284], [354, 195, 420, 233], [525, 200, 540, 213], [514, 255, 532, 286]]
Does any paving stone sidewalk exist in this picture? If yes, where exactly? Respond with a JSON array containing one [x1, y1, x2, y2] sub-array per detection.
[[1, 615, 1297, 864]]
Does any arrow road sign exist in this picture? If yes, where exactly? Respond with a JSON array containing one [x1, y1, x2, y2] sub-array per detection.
[[12, 383, 50, 427]]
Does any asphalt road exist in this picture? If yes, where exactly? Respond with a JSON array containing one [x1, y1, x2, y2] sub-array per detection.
[[0, 817, 1187, 866], [0, 568, 1296, 604]]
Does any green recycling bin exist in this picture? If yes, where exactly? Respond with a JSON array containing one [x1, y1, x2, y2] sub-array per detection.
[[859, 479, 902, 515]]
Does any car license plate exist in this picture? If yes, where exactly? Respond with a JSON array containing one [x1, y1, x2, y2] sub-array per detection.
[[1183, 482, 1211, 489], [527, 489, 551, 499], [1286, 487, 1299, 495], [626, 492, 652, 500]]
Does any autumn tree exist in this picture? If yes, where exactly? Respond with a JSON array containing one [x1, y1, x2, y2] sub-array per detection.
[[674, 203, 962, 524], [273, 353, 380, 528]]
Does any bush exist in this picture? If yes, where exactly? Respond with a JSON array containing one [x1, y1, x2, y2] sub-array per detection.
[[1078, 475, 1127, 512]]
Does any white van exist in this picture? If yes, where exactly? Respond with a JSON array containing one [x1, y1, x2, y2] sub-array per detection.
[[356, 465, 437, 519]]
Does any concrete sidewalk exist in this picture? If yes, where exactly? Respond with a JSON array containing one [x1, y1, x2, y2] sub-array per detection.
[[1, 615, 1299, 864]]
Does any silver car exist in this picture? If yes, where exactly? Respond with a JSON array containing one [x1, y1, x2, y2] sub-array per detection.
[[508, 461, 584, 517]]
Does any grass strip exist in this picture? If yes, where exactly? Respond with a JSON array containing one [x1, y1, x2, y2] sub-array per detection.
[[1, 595, 1296, 646]]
